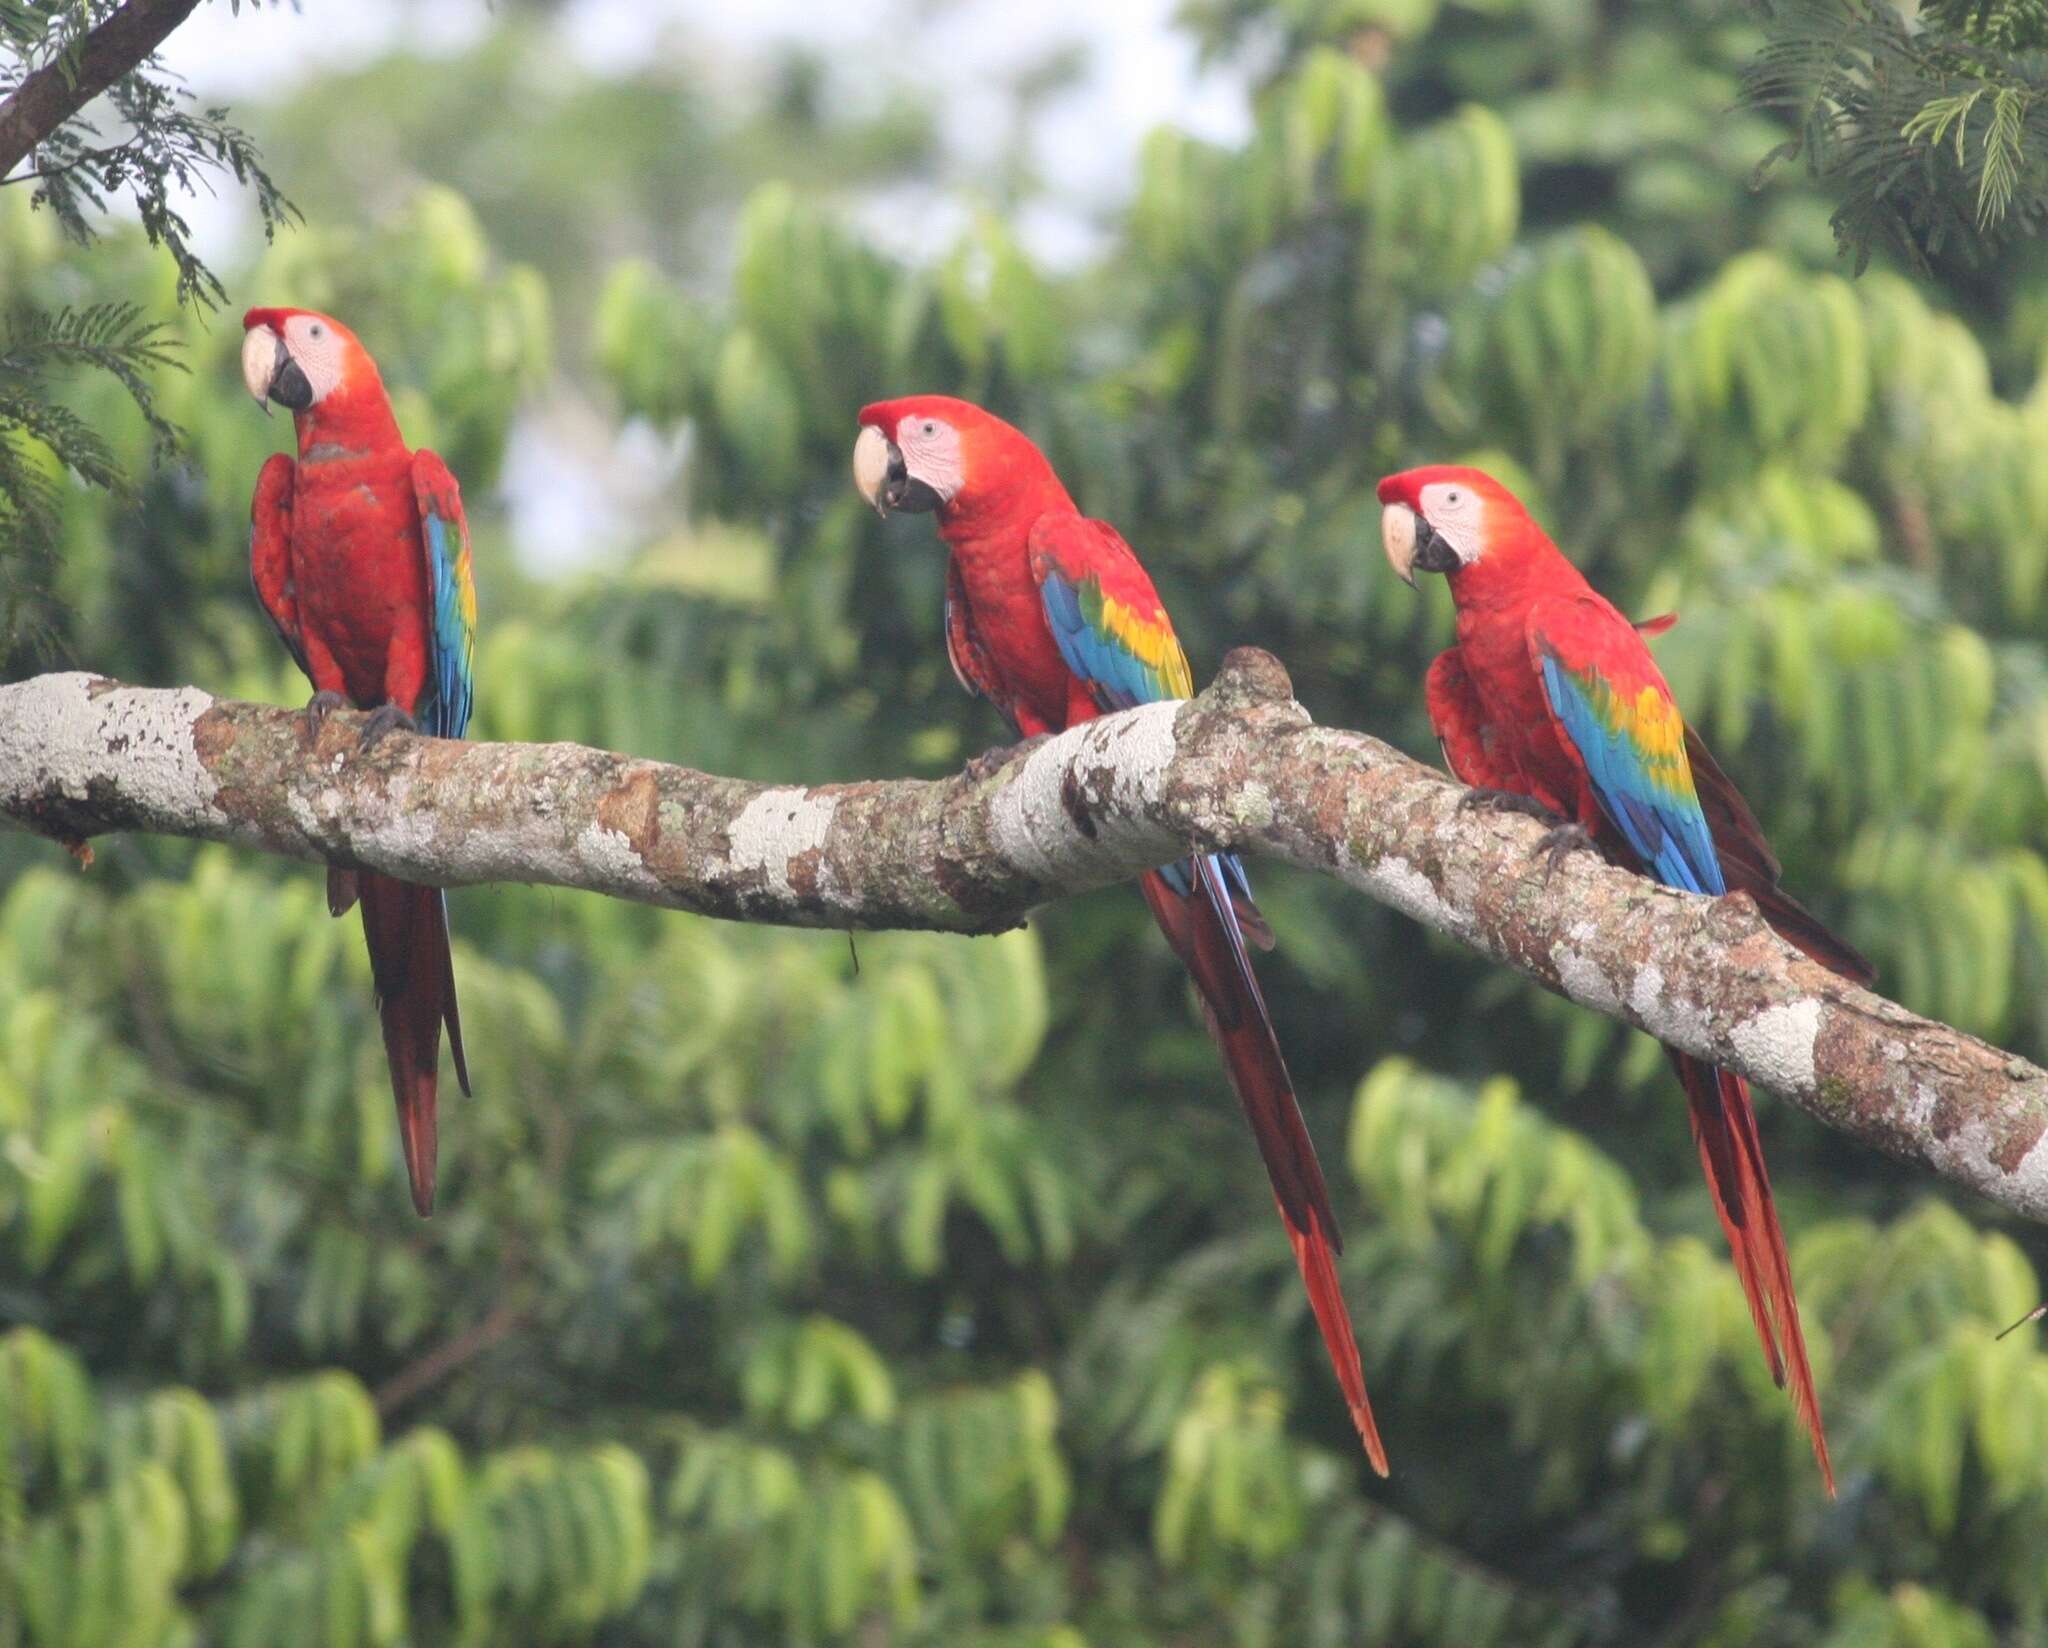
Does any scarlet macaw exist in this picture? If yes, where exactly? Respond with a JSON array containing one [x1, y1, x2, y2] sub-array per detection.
[[1378, 464, 1872, 1492], [241, 308, 476, 1216], [855, 397, 1387, 1472]]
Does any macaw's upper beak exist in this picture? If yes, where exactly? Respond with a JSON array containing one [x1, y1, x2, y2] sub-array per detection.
[[1379, 503, 1460, 588], [240, 325, 313, 415], [851, 424, 942, 518]]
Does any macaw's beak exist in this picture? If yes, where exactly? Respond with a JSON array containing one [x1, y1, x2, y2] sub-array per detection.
[[240, 325, 313, 415], [851, 424, 943, 518], [1379, 503, 1460, 587]]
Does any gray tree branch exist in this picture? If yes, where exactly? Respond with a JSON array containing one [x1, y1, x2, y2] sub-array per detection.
[[0, 0, 204, 180], [4, 655, 2045, 1223]]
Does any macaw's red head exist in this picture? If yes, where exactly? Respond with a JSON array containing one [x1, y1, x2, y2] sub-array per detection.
[[851, 395, 1068, 529], [240, 307, 390, 427], [1375, 464, 1538, 588]]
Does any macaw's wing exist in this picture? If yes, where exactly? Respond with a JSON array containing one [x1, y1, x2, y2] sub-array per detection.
[[944, 557, 1013, 724], [1027, 513, 1271, 947], [1425, 648, 1517, 790], [410, 450, 477, 742], [1525, 594, 1722, 897], [1530, 596, 1836, 1489], [249, 453, 309, 680], [1621, 604, 1870, 983], [1685, 726, 1874, 983], [1027, 512, 1194, 712]]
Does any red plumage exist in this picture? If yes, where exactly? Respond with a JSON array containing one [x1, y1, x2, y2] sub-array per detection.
[[245, 309, 469, 1216], [861, 396, 1386, 1471], [1382, 464, 1870, 1493]]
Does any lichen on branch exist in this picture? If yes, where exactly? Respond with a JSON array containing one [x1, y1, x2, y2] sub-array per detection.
[[3, 657, 2046, 1223]]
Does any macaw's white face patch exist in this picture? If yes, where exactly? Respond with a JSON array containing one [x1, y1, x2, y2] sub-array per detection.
[[280, 313, 349, 404], [894, 414, 965, 504], [1416, 479, 1488, 565]]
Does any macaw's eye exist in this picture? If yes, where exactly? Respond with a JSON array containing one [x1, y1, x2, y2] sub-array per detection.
[[1446, 489, 1462, 505], [921, 420, 938, 437], [309, 323, 324, 338]]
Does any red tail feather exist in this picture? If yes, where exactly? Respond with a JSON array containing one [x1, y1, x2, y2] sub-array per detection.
[[355, 871, 466, 1217], [1674, 1052, 1833, 1494], [327, 866, 359, 918], [1140, 864, 1388, 1474]]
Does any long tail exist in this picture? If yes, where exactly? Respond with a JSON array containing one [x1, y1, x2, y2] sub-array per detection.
[[1673, 1050, 1832, 1494], [1140, 859, 1388, 1474], [351, 869, 469, 1217], [1685, 729, 1874, 985]]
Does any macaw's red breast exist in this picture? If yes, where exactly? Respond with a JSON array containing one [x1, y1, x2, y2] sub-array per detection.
[[937, 511, 1075, 734], [292, 448, 434, 713], [1417, 499, 1601, 822]]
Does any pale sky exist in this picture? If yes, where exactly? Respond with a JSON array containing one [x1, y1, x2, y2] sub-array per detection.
[[160, 0, 1253, 268], [155, 1, 1255, 567]]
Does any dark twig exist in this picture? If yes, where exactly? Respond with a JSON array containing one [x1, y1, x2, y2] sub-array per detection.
[[0, 0, 205, 180]]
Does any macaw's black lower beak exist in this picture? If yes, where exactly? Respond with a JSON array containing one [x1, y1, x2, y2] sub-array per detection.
[[1410, 517, 1461, 577], [880, 442, 942, 514], [268, 339, 314, 413], [854, 425, 945, 517]]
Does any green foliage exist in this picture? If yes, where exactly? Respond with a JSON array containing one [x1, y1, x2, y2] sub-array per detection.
[[1443, 226, 1659, 462], [0, 1330, 653, 1648], [0, 303, 180, 658], [0, 1, 288, 662], [1747, 0, 2048, 269], [1663, 252, 1869, 469], [0, 2, 293, 305], [12, 2, 2048, 1644], [1367, 105, 1520, 294]]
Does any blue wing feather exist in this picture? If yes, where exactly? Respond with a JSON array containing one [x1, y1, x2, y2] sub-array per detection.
[[412, 453, 476, 743], [1031, 520, 1260, 913], [1039, 572, 1161, 711], [420, 510, 472, 739], [1535, 650, 1722, 896]]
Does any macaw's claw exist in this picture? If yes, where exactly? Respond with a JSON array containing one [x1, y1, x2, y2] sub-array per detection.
[[1535, 821, 1595, 881], [358, 702, 418, 750], [1457, 785, 1562, 822], [963, 733, 1051, 784], [302, 690, 350, 741]]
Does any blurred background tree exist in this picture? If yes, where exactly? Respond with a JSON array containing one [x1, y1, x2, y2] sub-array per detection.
[[6, 1, 2048, 1644], [1748, 0, 2048, 272]]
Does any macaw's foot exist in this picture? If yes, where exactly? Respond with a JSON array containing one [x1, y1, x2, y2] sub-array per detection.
[[302, 690, 350, 741], [1535, 821, 1595, 881], [963, 733, 1051, 784], [358, 701, 419, 751], [1457, 786, 1559, 822]]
